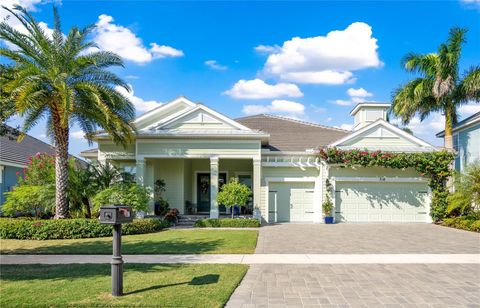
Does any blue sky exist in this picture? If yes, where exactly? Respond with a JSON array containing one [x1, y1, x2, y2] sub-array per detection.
[[2, 0, 480, 156]]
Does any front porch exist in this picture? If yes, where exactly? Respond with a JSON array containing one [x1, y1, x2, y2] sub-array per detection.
[[136, 157, 261, 218]]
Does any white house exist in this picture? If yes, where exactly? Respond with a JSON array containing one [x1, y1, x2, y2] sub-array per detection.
[[81, 97, 439, 223]]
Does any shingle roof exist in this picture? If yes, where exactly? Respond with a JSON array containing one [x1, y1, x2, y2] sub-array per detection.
[[236, 114, 349, 151], [0, 129, 56, 166], [0, 126, 86, 166]]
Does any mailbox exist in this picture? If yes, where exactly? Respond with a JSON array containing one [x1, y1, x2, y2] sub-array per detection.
[[99, 205, 134, 224]]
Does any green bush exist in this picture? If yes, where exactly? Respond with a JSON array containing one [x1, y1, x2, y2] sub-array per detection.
[[92, 183, 151, 214], [2, 185, 55, 217], [194, 218, 260, 228], [0, 218, 170, 240], [443, 216, 480, 233]]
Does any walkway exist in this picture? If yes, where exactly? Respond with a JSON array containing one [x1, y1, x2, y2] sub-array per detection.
[[2, 253, 479, 264]]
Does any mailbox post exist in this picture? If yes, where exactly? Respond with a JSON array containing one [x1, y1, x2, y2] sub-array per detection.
[[99, 205, 134, 296]]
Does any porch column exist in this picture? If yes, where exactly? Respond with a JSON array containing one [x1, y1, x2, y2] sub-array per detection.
[[135, 159, 145, 185], [313, 169, 322, 223], [209, 156, 219, 219], [252, 158, 261, 219]]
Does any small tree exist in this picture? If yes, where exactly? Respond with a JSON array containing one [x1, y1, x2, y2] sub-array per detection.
[[447, 162, 480, 216], [217, 178, 252, 218], [322, 196, 334, 217]]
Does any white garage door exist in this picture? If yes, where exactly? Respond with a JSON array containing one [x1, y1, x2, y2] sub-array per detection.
[[269, 182, 315, 222], [335, 182, 429, 223]]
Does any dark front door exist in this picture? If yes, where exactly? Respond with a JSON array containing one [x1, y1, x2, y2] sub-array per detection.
[[197, 173, 227, 213]]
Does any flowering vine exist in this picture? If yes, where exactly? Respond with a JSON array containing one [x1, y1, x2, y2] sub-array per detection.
[[319, 148, 455, 221]]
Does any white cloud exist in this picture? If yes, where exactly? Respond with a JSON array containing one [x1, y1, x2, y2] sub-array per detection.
[[460, 0, 480, 9], [458, 103, 480, 117], [91, 14, 183, 64], [347, 87, 373, 98], [1, 0, 57, 48], [339, 124, 353, 131], [115, 85, 162, 113], [125, 75, 140, 80], [333, 87, 374, 106], [224, 78, 303, 99], [260, 22, 381, 84], [242, 100, 305, 116], [205, 60, 227, 71], [254, 44, 281, 54], [71, 131, 84, 139]]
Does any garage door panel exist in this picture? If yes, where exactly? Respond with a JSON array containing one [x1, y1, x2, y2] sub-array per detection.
[[336, 182, 429, 223], [270, 182, 315, 222]]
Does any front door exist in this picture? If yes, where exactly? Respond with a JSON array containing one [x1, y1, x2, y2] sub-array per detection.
[[196, 173, 227, 213]]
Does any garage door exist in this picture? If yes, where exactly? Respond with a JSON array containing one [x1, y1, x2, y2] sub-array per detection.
[[335, 182, 429, 223], [269, 182, 315, 222]]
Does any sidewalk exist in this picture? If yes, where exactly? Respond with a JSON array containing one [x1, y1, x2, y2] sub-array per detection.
[[2, 253, 479, 264]]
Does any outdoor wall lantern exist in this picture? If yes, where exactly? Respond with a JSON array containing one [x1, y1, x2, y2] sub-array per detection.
[[99, 205, 134, 296]]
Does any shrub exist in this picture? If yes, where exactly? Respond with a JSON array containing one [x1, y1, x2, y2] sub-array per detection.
[[0, 218, 170, 240], [447, 162, 480, 216], [2, 185, 55, 217], [92, 183, 151, 214], [194, 218, 260, 228], [322, 196, 334, 217], [217, 178, 252, 218], [163, 208, 179, 223], [442, 216, 480, 233]]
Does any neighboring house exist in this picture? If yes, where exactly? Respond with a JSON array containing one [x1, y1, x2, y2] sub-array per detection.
[[436, 112, 480, 172], [81, 97, 439, 224], [0, 128, 56, 206]]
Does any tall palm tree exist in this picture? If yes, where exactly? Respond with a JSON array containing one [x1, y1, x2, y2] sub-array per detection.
[[392, 27, 480, 149], [0, 6, 136, 218]]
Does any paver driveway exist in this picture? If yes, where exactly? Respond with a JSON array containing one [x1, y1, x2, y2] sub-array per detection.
[[255, 223, 480, 254], [228, 224, 480, 307]]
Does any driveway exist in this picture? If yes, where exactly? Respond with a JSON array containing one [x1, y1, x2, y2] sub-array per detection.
[[255, 223, 480, 254], [227, 224, 480, 307]]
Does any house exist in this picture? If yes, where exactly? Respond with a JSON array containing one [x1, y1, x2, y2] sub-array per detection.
[[0, 128, 56, 206], [81, 97, 439, 223], [436, 112, 480, 172]]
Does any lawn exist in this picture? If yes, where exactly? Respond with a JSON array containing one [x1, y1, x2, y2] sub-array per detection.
[[0, 229, 258, 254], [0, 264, 248, 307]]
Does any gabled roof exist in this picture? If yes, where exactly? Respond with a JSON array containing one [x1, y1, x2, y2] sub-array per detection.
[[436, 111, 480, 137], [0, 126, 86, 166], [330, 119, 438, 152], [236, 114, 349, 151]]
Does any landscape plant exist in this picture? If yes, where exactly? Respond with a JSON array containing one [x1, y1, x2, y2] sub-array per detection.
[[154, 179, 170, 216], [2, 185, 55, 218], [0, 6, 136, 218], [319, 148, 455, 221], [322, 196, 334, 217], [92, 183, 151, 214], [391, 27, 480, 150], [216, 178, 252, 218], [447, 162, 480, 216]]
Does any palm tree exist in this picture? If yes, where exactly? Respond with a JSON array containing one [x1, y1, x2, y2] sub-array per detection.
[[0, 6, 136, 218], [392, 27, 480, 149]]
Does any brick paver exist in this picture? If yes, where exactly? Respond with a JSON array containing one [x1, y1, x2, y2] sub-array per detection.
[[255, 223, 480, 254], [227, 264, 480, 307]]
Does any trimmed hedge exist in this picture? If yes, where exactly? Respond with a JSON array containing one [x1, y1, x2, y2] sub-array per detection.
[[0, 218, 170, 240], [442, 217, 480, 233], [194, 218, 260, 228]]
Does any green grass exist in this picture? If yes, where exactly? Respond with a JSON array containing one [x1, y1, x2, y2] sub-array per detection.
[[0, 264, 248, 307], [0, 229, 258, 254]]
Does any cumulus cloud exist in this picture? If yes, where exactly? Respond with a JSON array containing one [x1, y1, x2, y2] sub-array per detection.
[[333, 87, 374, 106], [339, 124, 353, 131], [71, 131, 84, 139], [260, 22, 381, 84], [205, 60, 228, 71], [254, 44, 281, 54], [458, 103, 480, 116], [115, 85, 162, 113], [224, 79, 303, 99], [242, 100, 305, 116], [91, 14, 183, 64]]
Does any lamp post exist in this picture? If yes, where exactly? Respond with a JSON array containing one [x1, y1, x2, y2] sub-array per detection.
[[99, 205, 133, 297]]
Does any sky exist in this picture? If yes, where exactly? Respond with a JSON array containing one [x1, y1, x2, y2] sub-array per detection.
[[2, 0, 480, 157]]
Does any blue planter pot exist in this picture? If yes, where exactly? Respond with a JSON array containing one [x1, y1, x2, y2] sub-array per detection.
[[324, 216, 334, 224]]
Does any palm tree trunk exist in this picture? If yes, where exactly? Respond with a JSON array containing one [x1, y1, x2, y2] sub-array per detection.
[[444, 109, 454, 150], [53, 123, 70, 219]]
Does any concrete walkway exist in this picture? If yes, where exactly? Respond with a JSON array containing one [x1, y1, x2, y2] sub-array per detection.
[[2, 253, 479, 264]]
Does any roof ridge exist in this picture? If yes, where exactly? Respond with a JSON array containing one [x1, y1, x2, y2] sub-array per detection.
[[237, 114, 350, 132]]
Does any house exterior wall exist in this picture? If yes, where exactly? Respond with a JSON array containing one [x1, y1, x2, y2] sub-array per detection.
[[454, 123, 480, 172], [0, 165, 22, 206]]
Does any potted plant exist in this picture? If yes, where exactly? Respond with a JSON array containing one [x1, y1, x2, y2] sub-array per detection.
[[154, 179, 170, 216], [323, 196, 334, 224]]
